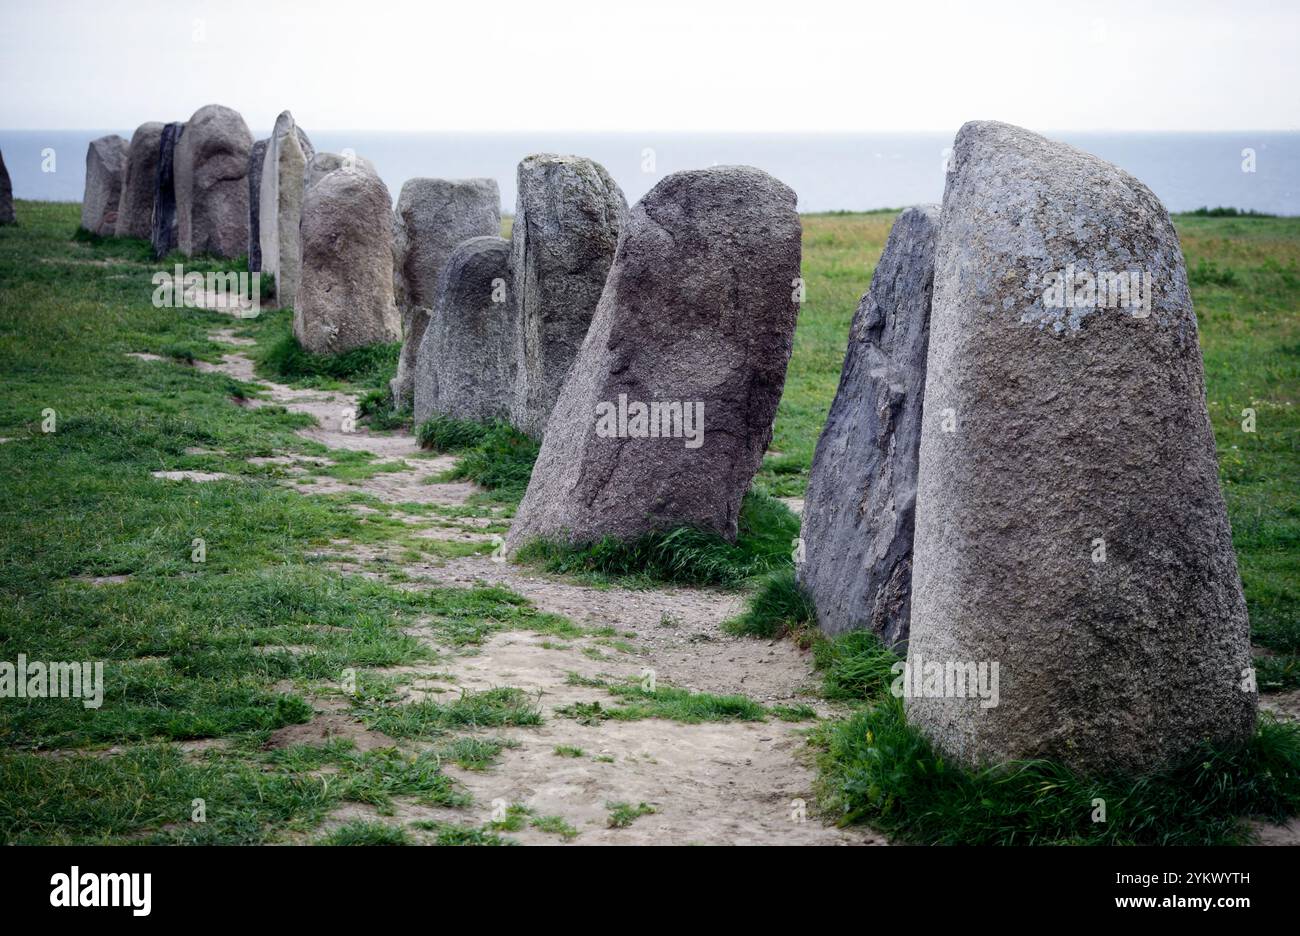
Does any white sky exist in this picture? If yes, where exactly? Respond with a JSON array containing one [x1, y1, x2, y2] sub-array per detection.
[[2, 0, 1297, 132]]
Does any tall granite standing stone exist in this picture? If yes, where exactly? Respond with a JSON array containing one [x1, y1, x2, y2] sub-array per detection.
[[259, 112, 315, 308], [174, 104, 252, 258], [80, 135, 128, 236], [907, 121, 1255, 775], [509, 154, 626, 438], [114, 122, 165, 239], [799, 205, 939, 649], [296, 162, 400, 354], [505, 167, 801, 552], [0, 148, 15, 225], [413, 236, 513, 425], [391, 177, 501, 408], [247, 139, 268, 271], [151, 122, 184, 258]]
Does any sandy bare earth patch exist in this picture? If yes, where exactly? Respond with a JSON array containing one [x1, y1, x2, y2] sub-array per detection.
[[179, 338, 879, 844], [151, 470, 234, 483]]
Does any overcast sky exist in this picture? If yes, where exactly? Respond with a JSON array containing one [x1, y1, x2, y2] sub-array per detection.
[[2, 0, 1297, 132]]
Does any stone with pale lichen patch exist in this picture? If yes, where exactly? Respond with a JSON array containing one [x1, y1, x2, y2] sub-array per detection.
[[906, 120, 1255, 775]]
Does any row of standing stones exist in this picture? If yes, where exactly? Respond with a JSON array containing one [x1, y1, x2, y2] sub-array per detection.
[[69, 110, 1253, 778]]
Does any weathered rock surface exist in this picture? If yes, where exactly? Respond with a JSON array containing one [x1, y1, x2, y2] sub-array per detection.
[[150, 122, 184, 258], [81, 135, 128, 236], [0, 148, 14, 225], [114, 122, 164, 239], [174, 104, 252, 258], [413, 236, 513, 425], [906, 120, 1255, 775], [259, 112, 315, 308], [391, 177, 501, 408], [306, 152, 374, 191], [509, 154, 626, 438], [799, 205, 939, 649], [247, 139, 268, 271], [296, 161, 400, 354], [505, 166, 801, 552]]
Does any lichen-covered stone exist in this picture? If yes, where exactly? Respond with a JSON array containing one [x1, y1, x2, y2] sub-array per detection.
[[906, 121, 1255, 775]]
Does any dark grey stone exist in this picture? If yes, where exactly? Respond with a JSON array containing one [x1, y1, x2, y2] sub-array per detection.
[[391, 177, 501, 409], [508, 154, 626, 438], [0, 148, 14, 225], [151, 122, 184, 259], [413, 236, 513, 425], [248, 139, 268, 271], [799, 205, 939, 649]]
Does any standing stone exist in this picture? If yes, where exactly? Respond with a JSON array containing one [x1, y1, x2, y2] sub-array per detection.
[[151, 122, 184, 258], [391, 178, 501, 408], [80, 135, 128, 236], [296, 162, 400, 354], [247, 139, 268, 270], [174, 104, 252, 258], [907, 121, 1255, 775], [306, 152, 373, 191], [799, 206, 939, 649], [259, 112, 315, 307], [505, 166, 801, 552], [114, 122, 164, 239], [413, 236, 513, 425], [0, 148, 15, 225], [509, 154, 626, 438]]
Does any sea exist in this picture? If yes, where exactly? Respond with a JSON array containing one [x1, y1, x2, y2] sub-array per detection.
[[2, 130, 1297, 216]]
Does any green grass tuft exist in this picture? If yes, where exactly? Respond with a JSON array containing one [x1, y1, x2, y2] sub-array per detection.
[[813, 630, 900, 702], [257, 320, 399, 390], [725, 567, 816, 637], [320, 820, 411, 845], [515, 490, 799, 588], [815, 698, 1300, 845]]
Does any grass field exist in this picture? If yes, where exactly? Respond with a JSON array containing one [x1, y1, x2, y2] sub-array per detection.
[[0, 199, 1296, 844]]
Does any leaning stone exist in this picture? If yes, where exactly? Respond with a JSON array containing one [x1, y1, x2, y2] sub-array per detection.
[[247, 139, 268, 270], [906, 120, 1256, 775], [150, 122, 184, 258], [296, 161, 400, 354], [509, 154, 626, 438], [81, 135, 128, 236], [174, 104, 252, 258], [0, 148, 15, 225], [114, 122, 165, 239], [799, 205, 939, 649], [505, 166, 801, 552], [259, 111, 315, 308], [391, 178, 501, 408], [413, 236, 513, 425]]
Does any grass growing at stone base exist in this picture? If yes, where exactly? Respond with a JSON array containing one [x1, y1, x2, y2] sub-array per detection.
[[256, 314, 400, 391], [416, 415, 540, 505], [804, 629, 1300, 844], [515, 489, 800, 588], [724, 568, 816, 639]]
